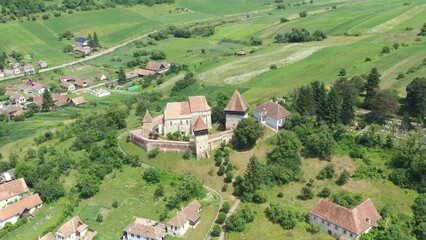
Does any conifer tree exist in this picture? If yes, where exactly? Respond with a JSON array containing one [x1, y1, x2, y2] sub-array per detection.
[[325, 87, 340, 124], [340, 93, 354, 125], [243, 155, 264, 194], [311, 81, 327, 121], [364, 67, 381, 108], [117, 67, 127, 85], [87, 33, 93, 48], [41, 90, 54, 112], [93, 32, 100, 49]]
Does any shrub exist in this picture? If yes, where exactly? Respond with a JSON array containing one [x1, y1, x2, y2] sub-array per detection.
[[221, 201, 231, 213], [332, 5, 337, 9], [381, 46, 390, 53], [298, 187, 313, 200], [265, 204, 303, 229], [42, 14, 49, 20], [96, 214, 103, 222], [216, 212, 227, 224], [240, 204, 256, 223], [397, 72, 406, 79], [349, 147, 364, 159], [211, 224, 222, 237], [299, 11, 308, 17], [182, 149, 192, 160], [336, 169, 351, 185], [365, 57, 372, 62], [316, 164, 335, 180], [250, 36, 262, 46], [270, 64, 277, 70], [112, 200, 118, 208], [280, 17, 289, 23], [148, 148, 160, 159], [225, 171, 234, 183], [222, 184, 228, 192], [317, 187, 331, 198], [277, 192, 284, 198], [393, 43, 400, 49], [226, 213, 246, 232], [307, 223, 320, 233], [252, 190, 267, 203], [143, 168, 161, 184], [154, 185, 165, 198]]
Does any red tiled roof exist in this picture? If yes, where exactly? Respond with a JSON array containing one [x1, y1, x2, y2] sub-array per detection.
[[33, 95, 43, 107], [52, 94, 69, 107], [71, 96, 86, 105], [164, 102, 191, 120], [188, 96, 211, 113], [311, 198, 381, 234], [0, 178, 29, 201], [255, 101, 291, 119], [136, 68, 155, 76], [39, 232, 55, 240], [60, 76, 74, 82], [145, 61, 169, 71], [61, 82, 74, 88], [124, 222, 166, 239], [224, 90, 249, 112], [143, 110, 153, 123], [74, 80, 87, 86], [57, 216, 85, 237], [168, 199, 201, 227], [0, 194, 42, 221], [192, 116, 208, 132]]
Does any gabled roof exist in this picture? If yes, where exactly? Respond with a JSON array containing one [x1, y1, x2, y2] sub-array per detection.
[[52, 94, 69, 107], [124, 222, 166, 239], [188, 96, 211, 113], [168, 199, 201, 227], [164, 102, 191, 120], [75, 37, 88, 43], [74, 80, 87, 86], [145, 61, 169, 71], [60, 76, 74, 82], [224, 90, 249, 113], [71, 96, 86, 105], [143, 110, 153, 123], [311, 198, 381, 234], [32, 82, 45, 90], [95, 73, 105, 79], [57, 216, 85, 237], [39, 232, 55, 240], [0, 178, 29, 201], [192, 116, 208, 132], [61, 82, 74, 88], [255, 101, 291, 119], [33, 95, 43, 107], [0, 194, 42, 221]]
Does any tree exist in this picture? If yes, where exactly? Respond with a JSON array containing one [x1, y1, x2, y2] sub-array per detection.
[[211, 225, 222, 237], [413, 194, 426, 239], [226, 213, 246, 232], [317, 164, 335, 180], [305, 127, 336, 160], [249, 36, 262, 46], [220, 201, 231, 213], [405, 77, 426, 122], [299, 11, 308, 17], [295, 85, 315, 115], [298, 186, 313, 200], [92, 32, 100, 49], [216, 212, 227, 224], [143, 168, 161, 184], [317, 187, 331, 198], [340, 93, 355, 125], [419, 22, 426, 36], [34, 178, 64, 203], [77, 174, 100, 198], [364, 68, 381, 108], [41, 89, 54, 112], [87, 33, 93, 48], [336, 169, 351, 185], [324, 87, 341, 124], [265, 204, 303, 229], [176, 174, 206, 202], [117, 67, 127, 85], [212, 91, 230, 125], [311, 81, 327, 121], [370, 90, 399, 120], [150, 49, 166, 60], [243, 156, 265, 194], [232, 118, 264, 150]]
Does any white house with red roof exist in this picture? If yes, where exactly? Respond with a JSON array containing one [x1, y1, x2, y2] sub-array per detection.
[[0, 178, 30, 209], [254, 100, 291, 131], [167, 199, 201, 237], [60, 76, 74, 82], [122, 217, 166, 240], [145, 61, 170, 74], [310, 198, 382, 240], [0, 193, 42, 228]]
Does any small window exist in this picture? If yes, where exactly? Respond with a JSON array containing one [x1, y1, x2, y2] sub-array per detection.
[[327, 222, 330, 226], [322, 220, 324, 224], [344, 230, 347, 234], [335, 225, 338, 230], [350, 233, 353, 237], [313, 216, 316, 220], [131, 234, 134, 237]]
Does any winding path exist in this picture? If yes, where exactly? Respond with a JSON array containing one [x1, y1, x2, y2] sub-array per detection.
[[117, 131, 224, 240]]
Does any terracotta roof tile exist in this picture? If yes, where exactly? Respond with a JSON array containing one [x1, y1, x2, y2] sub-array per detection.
[[143, 110, 153, 123], [192, 116, 208, 132], [311, 198, 381, 234], [0, 194, 42, 221], [125, 222, 166, 239], [224, 90, 249, 113], [52, 94, 69, 107], [0, 178, 29, 201], [71, 96, 86, 105], [168, 199, 201, 227], [145, 61, 169, 72], [33, 95, 43, 107], [39, 232, 55, 240], [164, 102, 191, 120], [57, 216, 85, 237], [255, 101, 291, 119], [189, 96, 211, 112]]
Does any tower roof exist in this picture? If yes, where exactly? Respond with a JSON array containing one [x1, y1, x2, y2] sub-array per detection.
[[143, 110, 153, 123], [224, 90, 249, 113], [192, 116, 208, 132]]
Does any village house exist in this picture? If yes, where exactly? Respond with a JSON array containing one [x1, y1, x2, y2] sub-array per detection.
[[23, 64, 35, 75], [145, 61, 170, 74], [224, 90, 250, 129], [126, 68, 155, 80], [28, 79, 46, 95], [3, 105, 26, 119], [4, 69, 13, 77], [167, 200, 201, 237], [74, 47, 91, 56], [55, 215, 97, 240], [310, 198, 382, 240], [105, 81, 117, 88], [74, 80, 88, 88], [95, 73, 107, 81], [33, 95, 43, 108], [160, 96, 212, 136], [10, 62, 20, 69], [38, 60, 48, 69], [12, 67, 20, 75], [75, 37, 89, 48], [254, 100, 291, 131], [0, 193, 43, 228], [5, 91, 26, 105], [60, 76, 74, 82], [52, 94, 69, 107], [90, 89, 110, 98], [70, 96, 86, 106], [122, 217, 167, 240], [0, 178, 30, 209], [61, 82, 76, 91], [0, 169, 14, 185]]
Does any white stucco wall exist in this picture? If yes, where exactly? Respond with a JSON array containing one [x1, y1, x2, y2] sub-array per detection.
[[164, 118, 191, 135], [124, 232, 162, 240], [167, 221, 190, 237], [309, 214, 358, 240], [225, 112, 247, 129]]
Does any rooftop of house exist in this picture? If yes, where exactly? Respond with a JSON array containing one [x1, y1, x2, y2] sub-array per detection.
[[124, 222, 166, 239], [0, 178, 29, 201], [71, 96, 86, 105], [60, 76, 74, 82], [33, 95, 43, 107], [164, 101, 191, 120], [0, 193, 42, 221], [75, 37, 88, 43], [255, 100, 291, 119], [224, 90, 249, 113], [188, 96, 211, 113], [95, 73, 105, 78], [57, 216, 87, 237], [39, 232, 55, 240], [52, 93, 69, 107], [74, 80, 87, 86], [5, 91, 24, 100], [61, 82, 74, 88], [145, 61, 170, 71], [192, 116, 208, 132], [310, 198, 382, 235], [168, 199, 201, 227]]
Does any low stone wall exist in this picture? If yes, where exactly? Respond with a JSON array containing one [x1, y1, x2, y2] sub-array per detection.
[[130, 129, 194, 152], [208, 129, 234, 151]]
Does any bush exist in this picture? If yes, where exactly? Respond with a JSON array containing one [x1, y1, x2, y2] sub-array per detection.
[[225, 171, 234, 183], [381, 46, 390, 53], [265, 204, 303, 230], [317, 187, 331, 198], [148, 148, 160, 159], [240, 204, 256, 223], [221, 201, 231, 213], [336, 169, 351, 185], [365, 57, 372, 62], [226, 213, 246, 232], [270, 64, 277, 70], [249, 36, 262, 46], [307, 223, 320, 233], [112, 200, 118, 208], [331, 191, 363, 208], [393, 43, 400, 49], [397, 72, 406, 79], [299, 11, 308, 17], [252, 190, 267, 203], [182, 149, 192, 160], [154, 185, 165, 198], [211, 224, 222, 237], [42, 14, 49, 20], [216, 212, 227, 224], [143, 168, 161, 184], [277, 192, 284, 198], [222, 184, 228, 192], [280, 17, 289, 23], [150, 49, 166, 60], [298, 187, 313, 200], [349, 147, 364, 159], [96, 214, 103, 222], [316, 164, 335, 180]]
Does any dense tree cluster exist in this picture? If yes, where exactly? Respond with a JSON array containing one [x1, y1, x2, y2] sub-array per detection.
[[171, 72, 197, 95], [226, 204, 256, 232], [265, 204, 304, 230], [232, 118, 264, 150], [275, 28, 327, 43]]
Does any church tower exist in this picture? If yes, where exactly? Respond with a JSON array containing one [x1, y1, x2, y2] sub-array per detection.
[[193, 116, 209, 158], [224, 90, 250, 129]]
